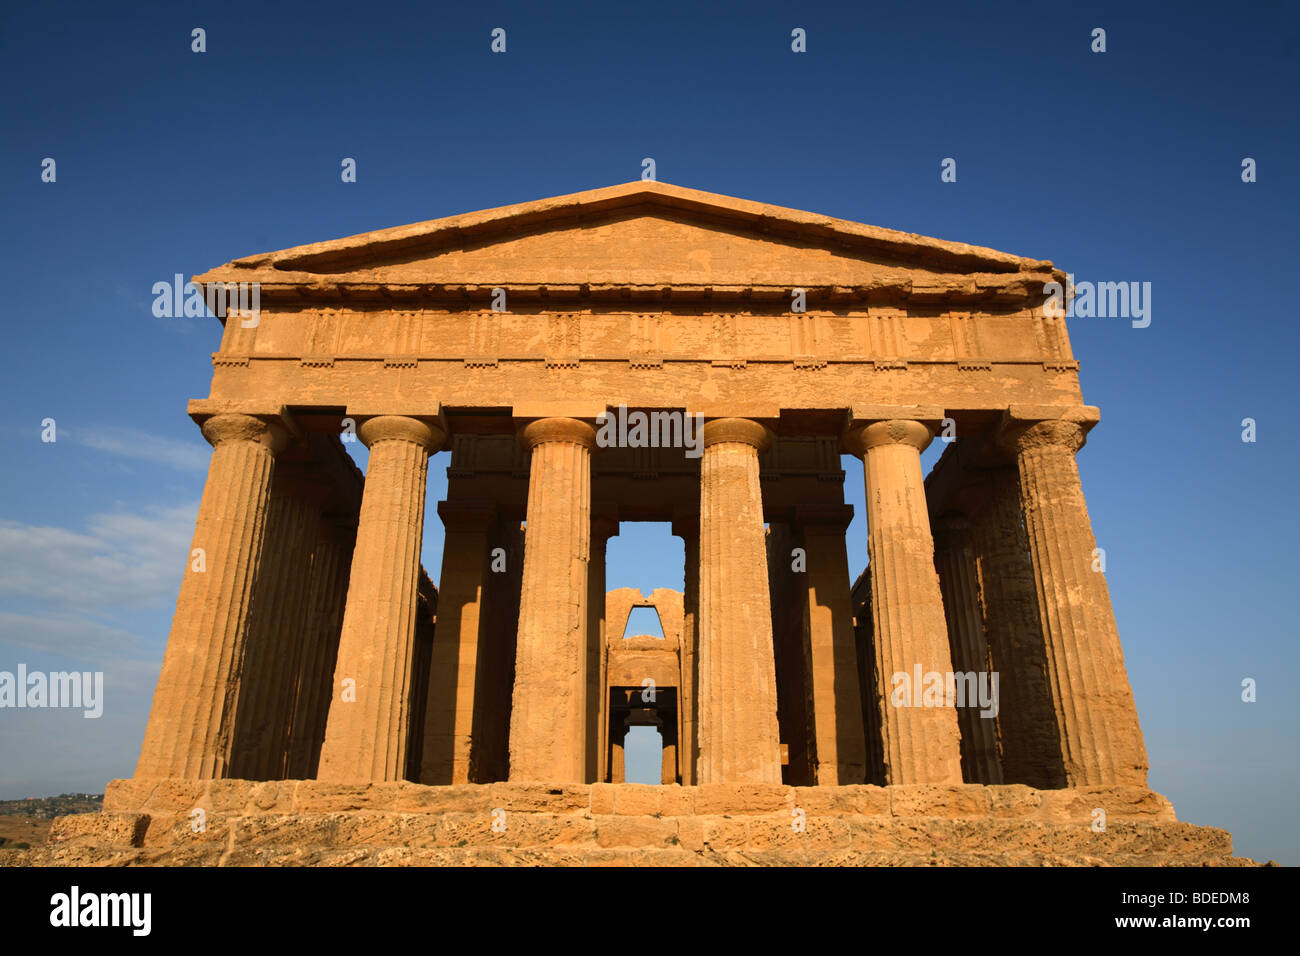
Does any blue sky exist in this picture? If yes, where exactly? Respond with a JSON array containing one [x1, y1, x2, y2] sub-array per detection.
[[0, 1, 1295, 864]]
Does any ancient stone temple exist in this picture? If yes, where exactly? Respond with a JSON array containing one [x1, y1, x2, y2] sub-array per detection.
[[18, 182, 1252, 865]]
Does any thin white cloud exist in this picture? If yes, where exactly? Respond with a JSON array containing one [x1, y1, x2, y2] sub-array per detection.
[[0, 503, 197, 611], [0, 611, 150, 661], [76, 426, 209, 472]]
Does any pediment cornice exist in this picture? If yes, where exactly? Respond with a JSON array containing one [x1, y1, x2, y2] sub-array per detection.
[[194, 181, 1064, 308]]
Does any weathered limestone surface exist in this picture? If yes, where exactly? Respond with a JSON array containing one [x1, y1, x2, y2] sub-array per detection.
[[509, 418, 595, 783], [697, 419, 783, 784], [230, 472, 326, 780], [969, 468, 1065, 789], [318, 416, 443, 783], [2, 779, 1262, 869], [1002, 414, 1149, 787], [798, 504, 869, 785], [672, 511, 700, 786], [106, 184, 1240, 867], [421, 500, 495, 784], [286, 518, 355, 779], [845, 418, 963, 786], [468, 520, 524, 782], [932, 515, 1003, 785], [136, 414, 287, 780], [587, 514, 618, 784], [768, 521, 815, 785]]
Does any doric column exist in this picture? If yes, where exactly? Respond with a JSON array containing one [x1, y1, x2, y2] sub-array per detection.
[[969, 467, 1065, 788], [472, 519, 525, 781], [767, 520, 812, 784], [932, 514, 1003, 784], [587, 511, 618, 784], [317, 416, 443, 782], [797, 504, 869, 785], [508, 418, 595, 783], [610, 721, 627, 783], [285, 516, 355, 779], [843, 416, 963, 785], [229, 468, 329, 780], [1000, 411, 1148, 786], [136, 413, 288, 779], [671, 510, 700, 785], [661, 711, 679, 784], [420, 499, 496, 784], [696, 418, 783, 784]]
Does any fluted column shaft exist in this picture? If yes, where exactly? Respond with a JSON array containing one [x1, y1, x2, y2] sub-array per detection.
[[230, 473, 327, 780], [1006, 419, 1148, 786], [508, 418, 594, 783], [136, 414, 287, 779], [672, 510, 699, 785], [969, 468, 1064, 788], [696, 418, 782, 784], [845, 420, 963, 785], [587, 515, 617, 783], [933, 515, 1003, 784], [798, 505, 869, 785], [421, 500, 495, 784], [317, 416, 442, 782], [286, 518, 355, 779]]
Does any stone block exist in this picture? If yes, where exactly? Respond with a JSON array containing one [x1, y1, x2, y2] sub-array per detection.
[[988, 784, 1042, 818], [500, 813, 595, 848], [613, 785, 662, 816], [699, 817, 748, 849], [678, 817, 705, 852], [589, 784, 615, 815], [694, 783, 791, 814], [830, 785, 890, 816], [141, 811, 230, 847], [249, 780, 293, 811], [489, 782, 591, 813], [293, 782, 396, 812], [790, 786, 835, 812], [140, 779, 209, 814], [593, 816, 678, 848], [392, 782, 494, 813], [660, 786, 694, 816], [48, 812, 148, 848], [205, 779, 258, 812], [101, 778, 157, 812], [747, 815, 850, 851], [890, 785, 992, 818]]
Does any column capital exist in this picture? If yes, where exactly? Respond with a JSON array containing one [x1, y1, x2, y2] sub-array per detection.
[[794, 503, 855, 532], [517, 416, 597, 450], [701, 417, 773, 452], [996, 405, 1099, 456], [200, 413, 289, 455], [931, 513, 974, 548], [843, 419, 933, 455], [437, 498, 497, 532], [357, 415, 446, 452]]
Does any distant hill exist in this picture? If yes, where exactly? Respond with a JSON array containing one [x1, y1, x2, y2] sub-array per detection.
[[0, 792, 102, 819]]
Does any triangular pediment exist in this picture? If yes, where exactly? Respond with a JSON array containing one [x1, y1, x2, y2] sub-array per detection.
[[195, 182, 1059, 304]]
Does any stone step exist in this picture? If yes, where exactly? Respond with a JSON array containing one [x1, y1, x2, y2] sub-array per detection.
[[0, 778, 1257, 867]]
